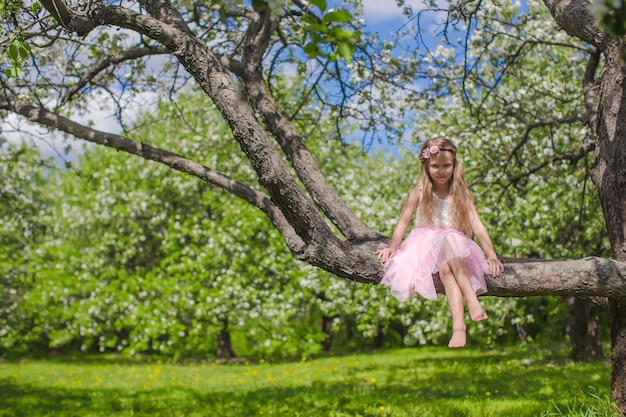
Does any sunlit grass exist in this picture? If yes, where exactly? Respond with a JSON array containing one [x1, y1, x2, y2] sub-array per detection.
[[0, 344, 619, 416]]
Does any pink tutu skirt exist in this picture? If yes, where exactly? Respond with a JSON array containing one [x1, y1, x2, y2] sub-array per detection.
[[381, 226, 489, 302]]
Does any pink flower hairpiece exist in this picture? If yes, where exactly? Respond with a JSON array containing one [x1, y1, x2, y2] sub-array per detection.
[[419, 145, 440, 163]]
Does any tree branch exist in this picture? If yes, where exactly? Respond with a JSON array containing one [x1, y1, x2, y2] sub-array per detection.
[[216, 54, 244, 77], [485, 257, 626, 297], [31, 0, 626, 297], [583, 46, 601, 133], [542, 0, 610, 49], [0, 95, 305, 254], [60, 45, 170, 106], [137, 0, 193, 35], [39, 0, 97, 36], [241, 10, 382, 241]]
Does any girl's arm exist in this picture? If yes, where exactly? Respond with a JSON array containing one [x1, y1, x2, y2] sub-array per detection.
[[376, 184, 421, 262], [468, 198, 504, 277]]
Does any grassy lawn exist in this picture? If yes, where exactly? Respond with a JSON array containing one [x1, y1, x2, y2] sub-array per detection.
[[0, 344, 618, 416]]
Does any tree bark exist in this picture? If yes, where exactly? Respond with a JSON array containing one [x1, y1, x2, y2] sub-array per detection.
[[483, 257, 626, 297], [596, 53, 626, 414], [593, 51, 626, 263], [610, 297, 626, 411]]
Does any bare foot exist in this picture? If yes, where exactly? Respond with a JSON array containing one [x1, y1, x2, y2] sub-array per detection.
[[448, 327, 467, 348], [468, 301, 488, 322]]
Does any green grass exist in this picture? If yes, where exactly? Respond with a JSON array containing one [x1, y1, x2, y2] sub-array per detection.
[[0, 344, 619, 416]]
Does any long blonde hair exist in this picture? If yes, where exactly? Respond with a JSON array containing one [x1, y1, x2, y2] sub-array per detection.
[[417, 137, 473, 237]]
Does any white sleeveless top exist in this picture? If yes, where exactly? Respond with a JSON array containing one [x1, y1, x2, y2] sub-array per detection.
[[415, 194, 456, 228]]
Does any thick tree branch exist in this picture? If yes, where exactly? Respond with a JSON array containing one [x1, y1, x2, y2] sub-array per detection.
[[137, 0, 193, 35], [542, 0, 610, 49], [216, 54, 244, 77], [593, 59, 626, 261], [39, 0, 95, 35], [0, 95, 305, 253], [241, 11, 382, 242], [484, 257, 626, 297]]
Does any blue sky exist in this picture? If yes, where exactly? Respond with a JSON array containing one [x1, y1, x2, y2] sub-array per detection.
[[348, 0, 442, 42]]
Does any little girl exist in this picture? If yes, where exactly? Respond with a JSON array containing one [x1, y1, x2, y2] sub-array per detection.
[[377, 137, 504, 348]]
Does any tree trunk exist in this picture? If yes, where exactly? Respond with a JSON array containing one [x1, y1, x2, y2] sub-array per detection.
[[372, 325, 385, 350], [542, 2, 626, 409], [217, 326, 235, 359], [321, 315, 334, 352], [593, 40, 626, 413], [610, 298, 626, 411], [565, 297, 603, 362]]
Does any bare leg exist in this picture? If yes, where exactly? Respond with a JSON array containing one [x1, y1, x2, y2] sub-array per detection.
[[447, 257, 488, 322], [439, 263, 467, 348]]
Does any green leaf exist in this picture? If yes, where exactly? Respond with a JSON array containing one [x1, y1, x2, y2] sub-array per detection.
[[30, 2, 41, 14], [304, 23, 328, 34], [330, 28, 357, 41], [323, 10, 351, 24], [251, 0, 267, 11], [218, 7, 227, 23], [8, 44, 18, 61], [309, 32, 324, 44], [301, 13, 318, 25], [18, 44, 30, 59], [338, 42, 353, 63], [309, 0, 327, 12], [303, 42, 320, 58]]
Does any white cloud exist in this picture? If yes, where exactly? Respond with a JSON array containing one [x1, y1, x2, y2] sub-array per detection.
[[361, 0, 427, 24]]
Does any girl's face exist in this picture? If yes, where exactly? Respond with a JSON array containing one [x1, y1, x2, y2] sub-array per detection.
[[428, 151, 455, 187]]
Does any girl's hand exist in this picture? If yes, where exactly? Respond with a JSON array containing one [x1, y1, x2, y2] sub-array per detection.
[[487, 257, 504, 277], [376, 247, 397, 263]]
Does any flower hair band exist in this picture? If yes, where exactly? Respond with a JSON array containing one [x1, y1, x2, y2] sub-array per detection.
[[419, 145, 440, 163], [419, 145, 455, 164]]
